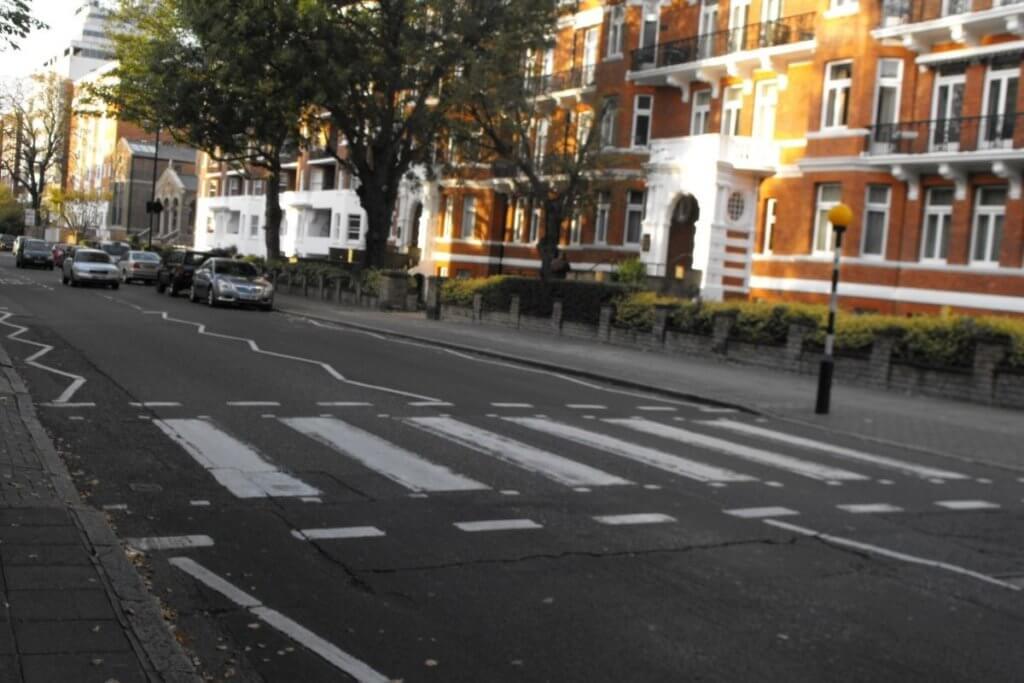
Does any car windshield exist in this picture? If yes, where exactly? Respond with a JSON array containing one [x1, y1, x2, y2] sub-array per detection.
[[131, 251, 160, 262], [102, 244, 130, 257], [183, 253, 207, 266], [76, 252, 111, 264], [216, 261, 260, 278], [25, 240, 47, 250]]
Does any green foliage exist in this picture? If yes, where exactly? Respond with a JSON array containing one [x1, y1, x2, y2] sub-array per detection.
[[614, 291, 687, 331], [0, 0, 46, 51], [0, 185, 24, 235], [441, 276, 629, 325], [612, 258, 648, 287]]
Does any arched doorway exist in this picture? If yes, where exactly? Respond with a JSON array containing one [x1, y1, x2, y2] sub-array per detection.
[[667, 194, 699, 280], [408, 202, 423, 266]]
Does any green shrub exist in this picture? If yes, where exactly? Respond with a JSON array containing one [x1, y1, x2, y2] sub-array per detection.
[[441, 276, 628, 325], [358, 268, 383, 297], [611, 258, 647, 287]]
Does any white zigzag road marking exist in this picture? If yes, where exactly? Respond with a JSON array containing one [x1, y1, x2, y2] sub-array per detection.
[[0, 311, 87, 404], [112, 300, 438, 402]]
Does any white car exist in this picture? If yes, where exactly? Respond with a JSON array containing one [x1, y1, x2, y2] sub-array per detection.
[[62, 248, 120, 289]]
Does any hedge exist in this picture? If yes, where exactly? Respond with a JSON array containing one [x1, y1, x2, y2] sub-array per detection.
[[441, 276, 631, 326]]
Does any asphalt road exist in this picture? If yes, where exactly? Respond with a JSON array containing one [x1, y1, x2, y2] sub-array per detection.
[[1, 251, 1023, 682]]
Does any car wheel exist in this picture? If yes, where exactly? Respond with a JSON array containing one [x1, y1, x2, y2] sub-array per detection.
[[61, 274, 68, 286], [110, 282, 119, 290], [166, 283, 176, 297], [260, 303, 273, 312], [69, 275, 78, 288], [155, 281, 165, 293], [189, 286, 197, 303], [48, 265, 54, 271], [207, 288, 218, 307], [121, 271, 128, 284]]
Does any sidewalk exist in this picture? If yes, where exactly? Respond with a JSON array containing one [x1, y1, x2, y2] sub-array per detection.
[[0, 345, 197, 682], [277, 294, 1024, 472]]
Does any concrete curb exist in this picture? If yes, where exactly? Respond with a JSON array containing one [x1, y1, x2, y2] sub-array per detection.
[[0, 340, 199, 682], [277, 305, 753, 413]]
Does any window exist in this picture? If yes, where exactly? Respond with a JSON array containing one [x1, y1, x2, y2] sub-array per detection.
[[600, 101, 618, 147], [812, 184, 842, 254], [698, 0, 718, 60], [762, 198, 777, 254], [727, 0, 750, 52], [512, 198, 527, 242], [206, 215, 215, 234], [639, 3, 659, 50], [625, 190, 645, 244], [226, 211, 241, 234], [822, 61, 852, 129], [577, 111, 594, 151], [535, 119, 549, 167], [570, 215, 582, 244], [461, 196, 477, 239], [931, 68, 965, 151], [921, 187, 954, 262], [529, 205, 542, 243], [582, 27, 599, 85], [332, 214, 340, 240], [347, 214, 362, 241], [252, 179, 266, 196], [206, 178, 220, 196], [722, 86, 742, 136], [632, 95, 653, 147], [249, 215, 260, 237], [308, 209, 331, 238], [280, 215, 288, 237], [753, 80, 778, 139], [606, 5, 625, 58], [227, 177, 243, 196], [830, 0, 858, 9], [982, 66, 1018, 148], [691, 90, 711, 135], [594, 192, 611, 243], [861, 185, 890, 258], [308, 167, 325, 192], [872, 59, 901, 144], [442, 198, 454, 237], [970, 186, 1007, 264]]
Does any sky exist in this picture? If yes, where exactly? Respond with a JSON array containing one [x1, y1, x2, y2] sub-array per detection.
[[0, 1, 85, 80]]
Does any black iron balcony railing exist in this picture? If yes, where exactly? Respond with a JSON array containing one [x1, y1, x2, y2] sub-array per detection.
[[865, 113, 1023, 154], [879, 0, 1022, 27], [527, 66, 600, 95], [630, 12, 815, 72]]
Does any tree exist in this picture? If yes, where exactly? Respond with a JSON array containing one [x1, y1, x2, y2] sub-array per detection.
[[48, 187, 109, 243], [450, 1, 614, 280], [307, 0, 554, 268], [95, 0, 316, 260], [0, 184, 24, 234], [0, 73, 71, 218], [0, 0, 46, 51]]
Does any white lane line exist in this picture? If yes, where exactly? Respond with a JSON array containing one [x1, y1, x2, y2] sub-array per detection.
[[316, 402, 372, 407], [636, 406, 677, 412], [567, 404, 607, 410], [129, 402, 183, 408], [705, 419, 968, 480], [281, 417, 487, 492], [0, 311, 88, 405], [189, 500, 211, 507], [154, 419, 320, 499], [764, 519, 1021, 592], [102, 504, 128, 511], [594, 513, 676, 526], [120, 304, 439, 402], [454, 519, 542, 532], [408, 417, 630, 488], [608, 418, 868, 482], [698, 407, 739, 414], [491, 402, 533, 408], [40, 402, 96, 408], [725, 506, 799, 519], [126, 535, 214, 551], [69, 416, 85, 421], [408, 401, 454, 407], [837, 503, 904, 514], [507, 417, 753, 484], [935, 500, 1001, 511], [169, 557, 390, 682], [292, 527, 385, 541], [227, 401, 281, 407]]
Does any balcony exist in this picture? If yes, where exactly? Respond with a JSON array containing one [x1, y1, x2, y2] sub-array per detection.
[[864, 113, 1024, 197], [525, 66, 601, 106], [874, 0, 1024, 49], [628, 13, 815, 94], [648, 134, 780, 174]]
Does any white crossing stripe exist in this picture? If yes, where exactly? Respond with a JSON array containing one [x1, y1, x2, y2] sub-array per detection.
[[316, 401, 373, 407], [454, 519, 542, 532], [764, 520, 1021, 592], [725, 506, 799, 519], [227, 401, 281, 407], [491, 402, 533, 408], [636, 406, 677, 412], [506, 417, 753, 483], [281, 417, 487, 492], [706, 419, 967, 480], [129, 402, 182, 408], [154, 419, 320, 499], [935, 500, 1001, 511], [408, 417, 630, 488], [566, 404, 607, 410], [608, 418, 868, 482], [126, 535, 214, 551], [594, 513, 676, 526], [169, 557, 391, 682], [837, 503, 904, 514], [698, 407, 739, 414], [408, 401, 454, 407], [292, 527, 385, 541]]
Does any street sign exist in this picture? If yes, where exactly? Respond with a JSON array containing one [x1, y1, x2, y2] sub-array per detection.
[[24, 209, 36, 226]]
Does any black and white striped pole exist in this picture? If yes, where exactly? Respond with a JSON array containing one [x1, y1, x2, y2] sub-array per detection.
[[815, 203, 852, 415]]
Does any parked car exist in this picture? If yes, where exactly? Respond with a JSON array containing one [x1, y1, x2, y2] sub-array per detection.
[[15, 238, 54, 269], [62, 248, 119, 289], [119, 250, 161, 284], [0, 234, 14, 251], [189, 258, 274, 311], [156, 249, 209, 296], [99, 241, 131, 264]]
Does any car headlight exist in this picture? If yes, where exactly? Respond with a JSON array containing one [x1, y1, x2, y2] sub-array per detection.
[[218, 280, 235, 292], [263, 284, 274, 295]]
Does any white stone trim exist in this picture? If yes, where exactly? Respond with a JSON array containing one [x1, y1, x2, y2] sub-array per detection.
[[806, 128, 871, 140], [752, 253, 1022, 275], [916, 39, 1024, 66], [749, 275, 1024, 313]]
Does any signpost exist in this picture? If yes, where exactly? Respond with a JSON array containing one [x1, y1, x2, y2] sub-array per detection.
[[815, 202, 853, 415]]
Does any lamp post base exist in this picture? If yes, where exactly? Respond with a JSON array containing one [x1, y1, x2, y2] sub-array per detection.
[[815, 358, 834, 415]]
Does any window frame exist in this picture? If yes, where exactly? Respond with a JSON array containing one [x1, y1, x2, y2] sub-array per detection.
[[606, 5, 626, 59], [860, 185, 891, 259], [722, 85, 743, 136], [594, 192, 611, 244], [969, 185, 1007, 265], [460, 196, 477, 239], [631, 95, 653, 148], [691, 90, 711, 135], [762, 198, 777, 254], [920, 187, 954, 263], [821, 60, 853, 130], [600, 101, 618, 148], [624, 190, 646, 244], [812, 183, 842, 255], [872, 58, 902, 130], [346, 214, 363, 242]]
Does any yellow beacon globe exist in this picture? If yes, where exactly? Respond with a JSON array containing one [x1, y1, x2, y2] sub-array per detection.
[[827, 203, 854, 227]]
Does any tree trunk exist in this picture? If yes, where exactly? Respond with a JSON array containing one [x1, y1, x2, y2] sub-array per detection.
[[538, 199, 563, 282], [358, 184, 395, 269], [263, 163, 282, 261]]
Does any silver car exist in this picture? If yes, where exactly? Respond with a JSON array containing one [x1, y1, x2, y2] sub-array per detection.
[[120, 250, 161, 284], [189, 258, 273, 310], [62, 248, 120, 289]]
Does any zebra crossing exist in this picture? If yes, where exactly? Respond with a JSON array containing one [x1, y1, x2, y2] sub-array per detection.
[[139, 409, 1012, 513]]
